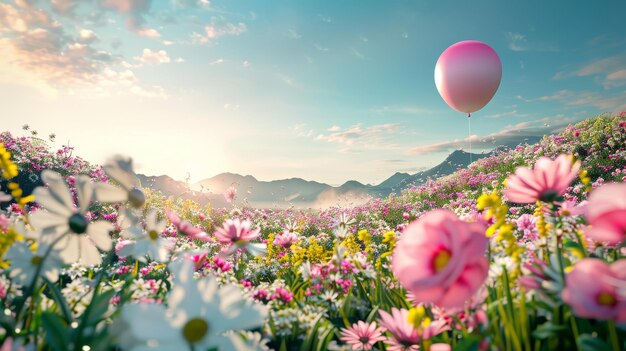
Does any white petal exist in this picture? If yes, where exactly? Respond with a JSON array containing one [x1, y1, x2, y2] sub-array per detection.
[[76, 176, 94, 213], [168, 259, 203, 314], [123, 304, 176, 341], [87, 220, 113, 251], [117, 241, 135, 257], [93, 183, 128, 203], [146, 209, 158, 229], [121, 226, 144, 240], [78, 236, 102, 266], [214, 285, 267, 332], [29, 211, 69, 232], [32, 188, 72, 216], [104, 156, 140, 190], [57, 235, 80, 264], [39, 170, 74, 213]]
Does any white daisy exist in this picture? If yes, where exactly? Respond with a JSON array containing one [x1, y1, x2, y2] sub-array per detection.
[[29, 170, 113, 266], [94, 155, 146, 208], [121, 259, 268, 351], [118, 209, 171, 263], [5, 241, 63, 285]]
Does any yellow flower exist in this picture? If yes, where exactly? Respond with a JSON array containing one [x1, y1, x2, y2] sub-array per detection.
[[0, 144, 33, 209], [477, 191, 524, 266], [0, 227, 22, 269], [380, 231, 396, 259], [534, 202, 548, 238], [579, 169, 591, 192], [0, 143, 19, 180], [357, 229, 371, 243], [340, 235, 361, 256]]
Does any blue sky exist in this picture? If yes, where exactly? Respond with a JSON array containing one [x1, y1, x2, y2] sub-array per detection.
[[1, 0, 625, 185]]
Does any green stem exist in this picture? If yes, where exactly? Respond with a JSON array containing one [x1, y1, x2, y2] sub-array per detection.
[[14, 233, 69, 330], [608, 320, 620, 351], [570, 315, 581, 351]]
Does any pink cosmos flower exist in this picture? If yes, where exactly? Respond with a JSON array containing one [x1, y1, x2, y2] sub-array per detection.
[[165, 209, 210, 241], [392, 209, 488, 309], [378, 308, 448, 351], [584, 183, 626, 245], [504, 154, 580, 203], [340, 321, 386, 351], [559, 199, 587, 217], [214, 218, 260, 245], [273, 230, 299, 248], [562, 258, 626, 322], [224, 186, 237, 203]]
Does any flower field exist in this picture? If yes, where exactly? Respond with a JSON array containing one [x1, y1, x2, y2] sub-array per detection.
[[1, 112, 626, 351]]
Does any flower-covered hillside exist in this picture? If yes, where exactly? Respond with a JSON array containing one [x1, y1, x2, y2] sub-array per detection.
[[0, 112, 625, 351]]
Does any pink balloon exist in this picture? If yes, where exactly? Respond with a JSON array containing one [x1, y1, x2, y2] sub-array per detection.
[[435, 40, 502, 114]]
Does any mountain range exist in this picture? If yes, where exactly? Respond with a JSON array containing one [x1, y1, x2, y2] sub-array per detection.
[[137, 149, 495, 209]]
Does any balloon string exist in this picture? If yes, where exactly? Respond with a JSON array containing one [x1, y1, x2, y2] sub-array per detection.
[[468, 113, 472, 164]]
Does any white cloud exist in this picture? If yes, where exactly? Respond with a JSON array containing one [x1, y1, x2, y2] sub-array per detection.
[[286, 29, 301, 39], [209, 58, 225, 65], [482, 110, 532, 119], [554, 54, 626, 89], [408, 116, 580, 155], [291, 124, 313, 138], [314, 43, 328, 51], [506, 32, 558, 52], [135, 48, 171, 65], [351, 48, 365, 60], [318, 14, 332, 23], [78, 28, 97, 43], [535, 89, 626, 112], [315, 123, 402, 151], [370, 105, 435, 115], [137, 27, 161, 38], [192, 22, 246, 44]]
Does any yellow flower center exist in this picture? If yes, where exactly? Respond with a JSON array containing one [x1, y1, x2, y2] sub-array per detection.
[[31, 255, 43, 265], [407, 306, 426, 329], [432, 249, 451, 273], [148, 230, 159, 241], [182, 318, 209, 343], [597, 292, 616, 306]]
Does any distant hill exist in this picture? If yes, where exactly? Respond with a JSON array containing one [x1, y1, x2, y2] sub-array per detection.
[[392, 150, 492, 189], [138, 148, 490, 208]]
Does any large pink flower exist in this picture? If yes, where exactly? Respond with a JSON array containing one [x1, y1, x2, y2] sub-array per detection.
[[339, 321, 385, 350], [562, 258, 626, 322], [584, 183, 626, 245], [504, 154, 580, 204], [214, 218, 260, 245], [392, 209, 488, 309]]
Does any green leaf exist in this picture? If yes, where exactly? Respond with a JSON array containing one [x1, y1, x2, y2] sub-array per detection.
[[85, 289, 116, 325], [577, 334, 611, 351], [453, 334, 481, 351], [43, 278, 73, 324], [41, 312, 69, 351], [532, 321, 567, 339]]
